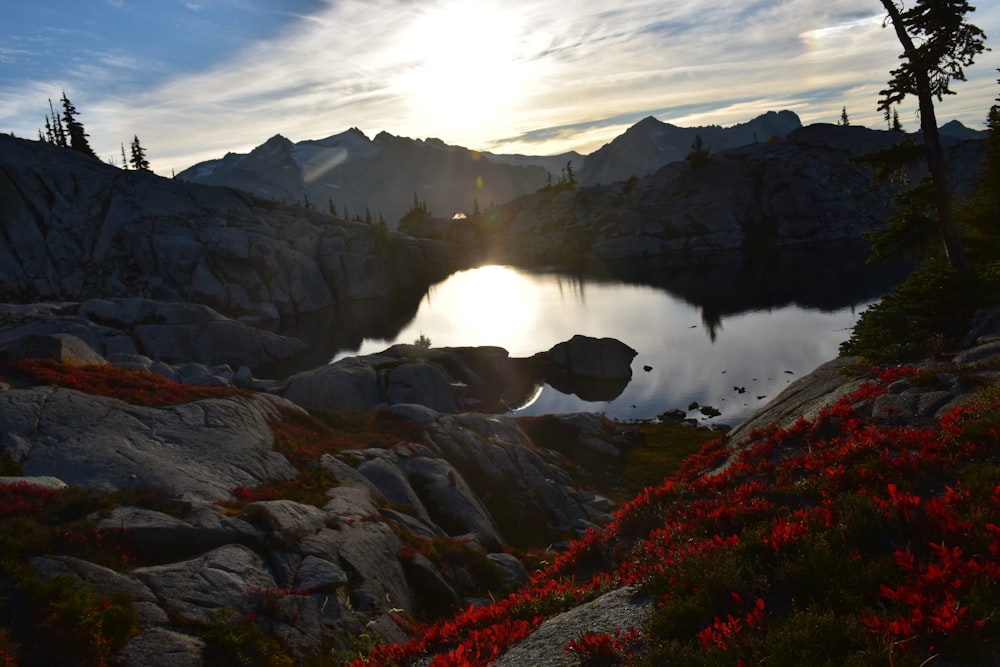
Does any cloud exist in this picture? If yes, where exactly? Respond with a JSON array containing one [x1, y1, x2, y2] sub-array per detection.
[[2, 0, 998, 173]]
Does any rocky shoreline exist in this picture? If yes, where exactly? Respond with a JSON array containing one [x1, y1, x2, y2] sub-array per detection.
[[1, 302, 997, 664]]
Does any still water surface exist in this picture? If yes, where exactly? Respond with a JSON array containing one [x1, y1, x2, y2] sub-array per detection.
[[330, 253, 903, 425]]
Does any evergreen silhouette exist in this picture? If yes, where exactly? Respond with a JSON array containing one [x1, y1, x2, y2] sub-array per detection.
[[129, 135, 150, 171], [60, 93, 97, 159], [121, 143, 129, 169], [840, 106, 850, 126], [685, 134, 711, 170], [877, 0, 986, 274], [39, 99, 67, 147]]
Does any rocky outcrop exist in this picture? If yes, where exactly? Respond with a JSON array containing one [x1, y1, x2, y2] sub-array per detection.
[[0, 135, 453, 320], [282, 336, 639, 413], [0, 299, 307, 373], [0, 336, 634, 663], [0, 387, 298, 502], [430, 123, 985, 265]]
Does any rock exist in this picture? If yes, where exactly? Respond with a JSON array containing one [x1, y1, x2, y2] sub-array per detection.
[[386, 362, 462, 412], [547, 335, 637, 381], [0, 476, 67, 490], [0, 135, 451, 320], [243, 500, 329, 548], [0, 333, 106, 365], [699, 405, 722, 418], [282, 358, 381, 412], [494, 587, 653, 667], [293, 555, 349, 593], [487, 552, 530, 591], [402, 456, 504, 548], [724, 357, 868, 446], [95, 505, 261, 563], [659, 409, 687, 422], [80, 298, 307, 371], [117, 628, 206, 667], [133, 544, 278, 624], [0, 388, 297, 502], [401, 552, 459, 614]]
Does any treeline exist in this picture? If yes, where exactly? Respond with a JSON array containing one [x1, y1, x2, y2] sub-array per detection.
[[38, 92, 152, 172]]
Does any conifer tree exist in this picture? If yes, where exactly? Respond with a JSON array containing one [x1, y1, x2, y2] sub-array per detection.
[[60, 92, 97, 158], [840, 106, 850, 126], [121, 143, 129, 169], [129, 135, 150, 170], [48, 99, 67, 147], [876, 0, 985, 274]]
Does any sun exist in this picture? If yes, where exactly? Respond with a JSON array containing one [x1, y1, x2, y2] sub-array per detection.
[[393, 3, 537, 136]]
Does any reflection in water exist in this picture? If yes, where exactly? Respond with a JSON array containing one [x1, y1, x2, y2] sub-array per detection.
[[302, 244, 907, 424]]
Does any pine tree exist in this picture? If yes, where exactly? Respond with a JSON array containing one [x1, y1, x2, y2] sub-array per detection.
[[840, 106, 850, 126], [892, 109, 903, 132], [121, 143, 129, 170], [129, 135, 150, 170], [60, 92, 97, 158], [685, 134, 711, 170], [877, 0, 985, 274], [328, 197, 338, 217], [48, 99, 67, 147]]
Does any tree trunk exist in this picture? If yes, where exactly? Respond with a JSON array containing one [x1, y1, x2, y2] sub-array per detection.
[[880, 0, 973, 275]]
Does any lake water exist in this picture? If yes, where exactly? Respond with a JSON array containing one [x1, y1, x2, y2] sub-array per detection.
[[326, 246, 907, 425]]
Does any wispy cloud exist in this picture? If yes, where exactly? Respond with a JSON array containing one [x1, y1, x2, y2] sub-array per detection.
[[2, 0, 998, 173]]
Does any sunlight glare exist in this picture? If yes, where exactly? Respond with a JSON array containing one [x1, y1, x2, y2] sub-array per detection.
[[440, 265, 539, 349], [392, 3, 534, 134]]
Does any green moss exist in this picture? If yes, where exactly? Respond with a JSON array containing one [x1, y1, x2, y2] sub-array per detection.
[[613, 422, 717, 504]]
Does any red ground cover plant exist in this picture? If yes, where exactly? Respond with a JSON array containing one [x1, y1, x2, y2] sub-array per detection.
[[14, 359, 246, 406], [0, 483, 60, 518], [352, 365, 1000, 666], [564, 627, 642, 665]]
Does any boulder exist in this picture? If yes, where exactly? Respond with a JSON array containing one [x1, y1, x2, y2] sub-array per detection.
[[282, 359, 381, 412], [546, 335, 637, 384], [386, 362, 462, 412], [117, 629, 206, 667], [133, 545, 278, 624], [0, 332, 106, 365]]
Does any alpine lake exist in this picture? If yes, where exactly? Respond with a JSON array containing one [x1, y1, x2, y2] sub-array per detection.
[[287, 242, 908, 427]]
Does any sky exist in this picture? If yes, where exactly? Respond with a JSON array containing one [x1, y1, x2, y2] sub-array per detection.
[[1, 0, 999, 175]]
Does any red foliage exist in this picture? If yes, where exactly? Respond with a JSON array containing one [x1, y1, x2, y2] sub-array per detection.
[[0, 482, 59, 518], [564, 627, 641, 666], [351, 365, 1000, 665], [15, 360, 246, 407]]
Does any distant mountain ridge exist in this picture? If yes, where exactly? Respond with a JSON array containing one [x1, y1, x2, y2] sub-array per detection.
[[177, 129, 580, 227], [577, 110, 804, 186], [176, 111, 987, 229]]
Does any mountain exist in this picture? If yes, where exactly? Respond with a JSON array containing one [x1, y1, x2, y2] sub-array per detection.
[[938, 119, 989, 141], [409, 122, 986, 267], [175, 110, 983, 234], [0, 134, 454, 322], [177, 129, 578, 228], [577, 110, 804, 186]]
